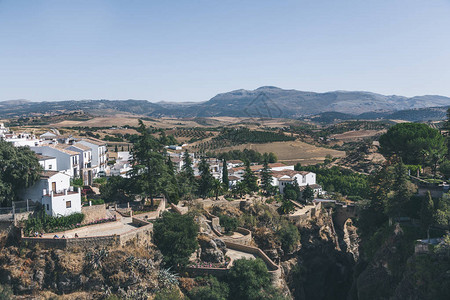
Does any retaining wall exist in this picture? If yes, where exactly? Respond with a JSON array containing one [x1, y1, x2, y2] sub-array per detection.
[[186, 241, 282, 285], [81, 204, 107, 224], [22, 234, 119, 249], [222, 227, 252, 246]]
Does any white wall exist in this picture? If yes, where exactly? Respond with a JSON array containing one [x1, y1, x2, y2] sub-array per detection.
[[20, 172, 81, 216], [31, 146, 79, 178], [43, 191, 82, 217], [39, 157, 57, 171]]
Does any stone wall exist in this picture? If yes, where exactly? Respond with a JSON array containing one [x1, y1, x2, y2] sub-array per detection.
[[222, 227, 252, 246], [22, 235, 119, 249], [185, 240, 282, 285], [119, 223, 153, 246], [184, 266, 229, 278], [81, 204, 107, 224]]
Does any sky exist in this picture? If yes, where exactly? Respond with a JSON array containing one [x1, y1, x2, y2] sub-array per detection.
[[0, 0, 450, 102]]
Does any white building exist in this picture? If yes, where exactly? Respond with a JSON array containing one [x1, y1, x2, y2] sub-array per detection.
[[78, 138, 108, 176], [270, 170, 318, 194], [0, 123, 8, 138], [37, 154, 57, 171], [4, 132, 42, 147], [31, 145, 80, 178], [66, 143, 93, 185], [110, 151, 132, 178], [40, 131, 58, 141], [19, 171, 82, 217]]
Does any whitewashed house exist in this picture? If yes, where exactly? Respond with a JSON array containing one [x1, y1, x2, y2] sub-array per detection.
[[20, 171, 82, 217], [109, 151, 132, 178], [66, 143, 93, 185], [226, 160, 244, 169], [40, 131, 58, 141], [0, 123, 8, 138], [31, 145, 80, 178], [78, 138, 108, 176], [270, 170, 318, 194], [37, 154, 57, 171], [4, 132, 42, 147]]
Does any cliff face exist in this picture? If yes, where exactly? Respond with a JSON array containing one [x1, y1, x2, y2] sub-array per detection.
[[354, 224, 450, 300], [284, 211, 359, 300], [0, 242, 165, 298]]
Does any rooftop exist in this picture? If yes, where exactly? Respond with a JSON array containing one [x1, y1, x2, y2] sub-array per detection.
[[40, 170, 60, 178], [36, 154, 55, 161], [81, 137, 106, 146], [71, 142, 92, 151]]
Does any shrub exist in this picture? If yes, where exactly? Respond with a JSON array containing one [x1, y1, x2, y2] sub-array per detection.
[[276, 222, 300, 253], [188, 276, 229, 300], [219, 215, 238, 233], [24, 208, 85, 235]]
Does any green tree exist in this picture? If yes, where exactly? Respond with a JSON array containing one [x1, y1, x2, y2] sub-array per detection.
[[0, 140, 42, 206], [276, 222, 300, 253], [198, 157, 213, 198], [130, 120, 170, 206], [261, 159, 275, 196], [212, 178, 223, 201], [219, 214, 238, 233], [420, 191, 435, 242], [233, 181, 248, 198], [222, 159, 229, 191], [99, 176, 131, 203], [302, 184, 314, 203], [278, 198, 295, 215], [188, 276, 229, 300], [163, 156, 180, 204], [243, 160, 258, 193], [227, 258, 272, 300], [439, 160, 450, 180], [179, 150, 196, 199], [114, 144, 118, 152], [385, 159, 415, 220], [379, 123, 447, 165], [153, 211, 199, 267], [283, 183, 299, 201]]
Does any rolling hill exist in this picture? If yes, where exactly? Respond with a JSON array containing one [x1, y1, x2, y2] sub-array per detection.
[[1, 87, 448, 121]]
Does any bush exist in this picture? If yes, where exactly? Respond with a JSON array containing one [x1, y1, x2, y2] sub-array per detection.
[[188, 276, 229, 300], [93, 177, 107, 185], [219, 215, 238, 233], [24, 208, 85, 235], [71, 178, 83, 188], [276, 222, 300, 253]]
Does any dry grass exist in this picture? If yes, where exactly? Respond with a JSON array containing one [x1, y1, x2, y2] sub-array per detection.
[[214, 141, 345, 165], [330, 129, 386, 141]]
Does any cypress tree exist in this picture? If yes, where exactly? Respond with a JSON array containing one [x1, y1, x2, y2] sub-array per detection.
[[261, 159, 274, 196], [198, 157, 213, 198], [243, 160, 258, 192], [222, 159, 229, 190]]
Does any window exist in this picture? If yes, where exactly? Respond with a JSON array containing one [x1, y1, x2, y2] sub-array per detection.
[[49, 164, 52, 169], [46, 204, 49, 210], [66, 201, 71, 208]]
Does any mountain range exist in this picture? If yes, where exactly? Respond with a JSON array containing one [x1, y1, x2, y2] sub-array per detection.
[[1, 86, 449, 121]]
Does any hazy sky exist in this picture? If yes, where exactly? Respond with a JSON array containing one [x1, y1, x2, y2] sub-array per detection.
[[1, 0, 450, 102]]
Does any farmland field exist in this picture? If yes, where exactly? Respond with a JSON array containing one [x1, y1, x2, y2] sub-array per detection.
[[212, 140, 345, 165], [330, 129, 386, 141]]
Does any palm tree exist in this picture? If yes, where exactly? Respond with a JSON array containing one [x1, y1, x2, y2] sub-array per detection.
[[212, 178, 223, 201]]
